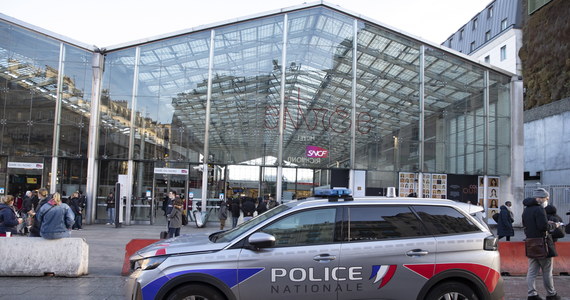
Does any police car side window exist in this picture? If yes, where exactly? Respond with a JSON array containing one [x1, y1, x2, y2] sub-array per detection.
[[412, 205, 480, 235], [261, 208, 336, 247], [346, 206, 428, 241]]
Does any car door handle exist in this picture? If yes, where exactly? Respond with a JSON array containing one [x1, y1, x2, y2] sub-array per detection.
[[406, 249, 429, 257], [313, 254, 336, 262]]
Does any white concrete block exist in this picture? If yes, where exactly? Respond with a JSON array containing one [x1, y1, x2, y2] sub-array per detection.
[[0, 237, 89, 277]]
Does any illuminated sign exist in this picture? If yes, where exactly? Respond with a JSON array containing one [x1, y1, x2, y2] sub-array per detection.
[[306, 145, 328, 158]]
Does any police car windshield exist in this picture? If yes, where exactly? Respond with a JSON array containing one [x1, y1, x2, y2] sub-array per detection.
[[211, 204, 291, 243]]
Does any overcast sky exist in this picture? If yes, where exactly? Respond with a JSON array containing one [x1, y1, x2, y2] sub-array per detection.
[[1, 0, 491, 47]]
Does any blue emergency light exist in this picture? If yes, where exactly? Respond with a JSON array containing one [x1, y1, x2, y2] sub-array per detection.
[[314, 188, 353, 201]]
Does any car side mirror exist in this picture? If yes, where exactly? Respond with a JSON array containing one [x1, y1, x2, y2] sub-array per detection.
[[248, 232, 275, 249]]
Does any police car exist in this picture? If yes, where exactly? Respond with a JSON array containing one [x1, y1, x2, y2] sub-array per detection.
[[127, 189, 503, 300]]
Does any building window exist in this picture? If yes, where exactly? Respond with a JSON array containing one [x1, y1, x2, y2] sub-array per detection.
[[484, 56, 490, 63], [459, 29, 464, 40], [488, 6, 494, 18], [501, 18, 508, 31], [448, 37, 453, 47], [500, 45, 507, 61], [472, 18, 478, 30], [485, 31, 491, 42], [470, 41, 476, 52]]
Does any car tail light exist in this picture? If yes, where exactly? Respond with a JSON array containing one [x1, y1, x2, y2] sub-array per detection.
[[484, 235, 498, 251]]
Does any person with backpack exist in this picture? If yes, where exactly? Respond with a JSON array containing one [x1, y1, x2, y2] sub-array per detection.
[[497, 201, 514, 241]]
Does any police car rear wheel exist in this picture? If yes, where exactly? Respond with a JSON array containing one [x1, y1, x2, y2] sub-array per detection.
[[426, 281, 479, 300], [166, 283, 226, 300]]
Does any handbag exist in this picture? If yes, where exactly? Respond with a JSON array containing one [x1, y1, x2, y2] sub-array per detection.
[[525, 237, 549, 259], [181, 212, 188, 226]]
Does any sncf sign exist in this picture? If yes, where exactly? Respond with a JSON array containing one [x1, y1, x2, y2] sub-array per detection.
[[306, 146, 328, 158]]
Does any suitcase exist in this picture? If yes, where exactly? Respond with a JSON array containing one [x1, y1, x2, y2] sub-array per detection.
[[160, 231, 168, 239]]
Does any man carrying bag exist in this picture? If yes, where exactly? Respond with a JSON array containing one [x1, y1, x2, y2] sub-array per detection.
[[522, 188, 562, 300]]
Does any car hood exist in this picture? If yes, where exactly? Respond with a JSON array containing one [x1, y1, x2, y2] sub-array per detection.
[[130, 233, 228, 260]]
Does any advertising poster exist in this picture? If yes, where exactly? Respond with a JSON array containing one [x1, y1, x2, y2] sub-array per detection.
[[479, 176, 500, 219], [398, 172, 447, 198], [447, 175, 478, 204], [398, 172, 417, 197]]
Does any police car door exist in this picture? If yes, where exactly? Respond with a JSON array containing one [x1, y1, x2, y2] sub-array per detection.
[[237, 207, 341, 300], [337, 205, 437, 300]]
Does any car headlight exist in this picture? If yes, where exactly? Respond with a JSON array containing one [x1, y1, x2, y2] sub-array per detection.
[[134, 256, 168, 271]]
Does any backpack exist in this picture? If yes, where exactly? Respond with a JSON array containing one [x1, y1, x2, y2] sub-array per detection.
[[492, 213, 499, 223], [551, 225, 565, 239]]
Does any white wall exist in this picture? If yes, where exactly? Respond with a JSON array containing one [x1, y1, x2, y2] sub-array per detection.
[[472, 28, 522, 75]]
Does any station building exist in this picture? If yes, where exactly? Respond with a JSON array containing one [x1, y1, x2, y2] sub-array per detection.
[[0, 2, 523, 225]]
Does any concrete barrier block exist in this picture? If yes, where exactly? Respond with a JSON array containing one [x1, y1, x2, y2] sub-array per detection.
[[0, 237, 89, 277]]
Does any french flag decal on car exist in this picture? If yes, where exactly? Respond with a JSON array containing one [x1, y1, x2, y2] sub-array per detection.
[[370, 265, 397, 288]]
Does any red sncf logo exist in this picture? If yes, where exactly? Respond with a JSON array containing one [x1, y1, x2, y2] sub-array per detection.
[[306, 146, 328, 158]]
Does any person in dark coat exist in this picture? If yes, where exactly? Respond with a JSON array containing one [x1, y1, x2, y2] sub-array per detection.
[[256, 197, 268, 215], [29, 188, 51, 237], [497, 201, 514, 241], [522, 188, 562, 300], [241, 197, 256, 222], [229, 197, 241, 228], [545, 205, 564, 242], [0, 195, 23, 236]]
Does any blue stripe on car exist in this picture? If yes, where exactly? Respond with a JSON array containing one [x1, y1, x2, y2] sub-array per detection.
[[142, 268, 264, 299]]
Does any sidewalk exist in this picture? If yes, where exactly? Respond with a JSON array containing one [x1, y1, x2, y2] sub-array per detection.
[[0, 224, 568, 299]]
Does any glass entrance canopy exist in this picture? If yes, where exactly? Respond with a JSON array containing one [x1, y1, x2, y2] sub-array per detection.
[[0, 2, 515, 220]]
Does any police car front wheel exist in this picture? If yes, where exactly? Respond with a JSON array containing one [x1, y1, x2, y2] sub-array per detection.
[[165, 283, 226, 300], [426, 281, 479, 300]]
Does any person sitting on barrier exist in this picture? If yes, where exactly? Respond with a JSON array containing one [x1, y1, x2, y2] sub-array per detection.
[[0, 195, 23, 237], [37, 192, 75, 240]]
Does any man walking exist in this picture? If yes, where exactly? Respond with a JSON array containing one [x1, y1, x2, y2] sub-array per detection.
[[522, 188, 562, 300]]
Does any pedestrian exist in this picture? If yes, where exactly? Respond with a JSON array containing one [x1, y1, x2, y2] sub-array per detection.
[[106, 192, 115, 225], [545, 205, 565, 241], [217, 199, 228, 230], [20, 191, 33, 234], [165, 191, 179, 228], [522, 188, 562, 300], [241, 197, 255, 222], [256, 197, 268, 215], [69, 192, 83, 230], [267, 196, 278, 209], [166, 199, 183, 238], [36, 192, 75, 239], [230, 197, 240, 228], [497, 201, 514, 241], [0, 195, 23, 237], [28, 188, 51, 237]]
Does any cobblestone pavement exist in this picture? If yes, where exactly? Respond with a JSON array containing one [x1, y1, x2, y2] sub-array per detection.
[[0, 223, 568, 299]]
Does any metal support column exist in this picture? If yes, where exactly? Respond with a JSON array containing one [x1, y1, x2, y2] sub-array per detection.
[[125, 47, 141, 225], [86, 52, 105, 224], [201, 30, 216, 209], [418, 45, 426, 195], [50, 43, 65, 193], [275, 14, 289, 204]]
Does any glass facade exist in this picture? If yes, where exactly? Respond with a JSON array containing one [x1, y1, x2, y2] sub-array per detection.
[[0, 4, 515, 224]]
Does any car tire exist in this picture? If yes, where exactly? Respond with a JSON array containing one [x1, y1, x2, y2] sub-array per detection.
[[166, 283, 226, 300], [425, 281, 479, 300]]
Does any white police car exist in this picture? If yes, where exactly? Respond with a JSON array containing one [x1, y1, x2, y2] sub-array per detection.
[[127, 191, 503, 300]]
